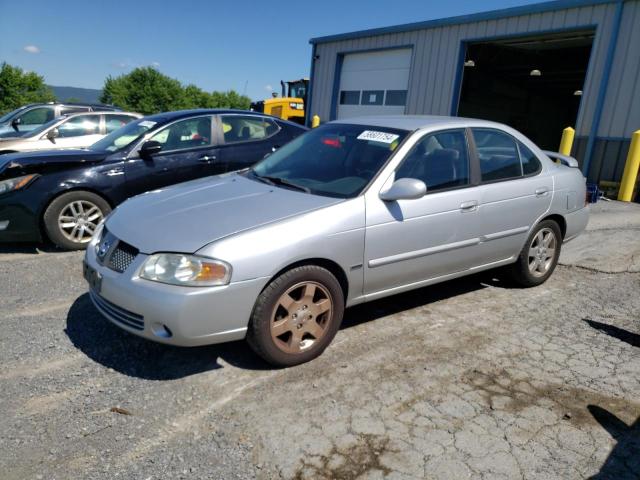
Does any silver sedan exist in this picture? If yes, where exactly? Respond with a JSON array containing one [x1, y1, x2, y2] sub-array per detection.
[[84, 116, 589, 366]]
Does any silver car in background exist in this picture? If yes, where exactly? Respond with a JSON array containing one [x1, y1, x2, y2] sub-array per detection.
[[0, 111, 141, 154], [84, 116, 589, 366]]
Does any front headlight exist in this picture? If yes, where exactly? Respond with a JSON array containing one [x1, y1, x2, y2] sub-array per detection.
[[0, 174, 38, 195], [140, 253, 231, 287]]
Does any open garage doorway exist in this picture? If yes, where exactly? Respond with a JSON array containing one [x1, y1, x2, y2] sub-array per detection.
[[456, 29, 594, 150]]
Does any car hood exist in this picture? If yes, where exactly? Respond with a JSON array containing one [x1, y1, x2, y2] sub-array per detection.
[[0, 149, 109, 179], [106, 173, 344, 254]]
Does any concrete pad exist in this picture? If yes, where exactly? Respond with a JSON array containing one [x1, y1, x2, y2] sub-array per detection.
[[560, 200, 640, 273]]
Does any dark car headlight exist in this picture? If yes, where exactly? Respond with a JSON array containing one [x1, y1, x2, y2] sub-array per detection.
[[0, 174, 38, 195]]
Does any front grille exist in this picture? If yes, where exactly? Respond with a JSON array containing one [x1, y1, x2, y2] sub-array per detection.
[[90, 290, 144, 331], [107, 241, 139, 273]]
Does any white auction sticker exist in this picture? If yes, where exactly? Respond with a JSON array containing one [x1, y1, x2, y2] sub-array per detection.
[[357, 130, 399, 144]]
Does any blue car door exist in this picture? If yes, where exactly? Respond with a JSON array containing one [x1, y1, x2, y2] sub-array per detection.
[[216, 114, 283, 172], [125, 115, 223, 195]]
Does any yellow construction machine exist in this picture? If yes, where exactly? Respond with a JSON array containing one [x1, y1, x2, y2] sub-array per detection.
[[251, 78, 308, 125]]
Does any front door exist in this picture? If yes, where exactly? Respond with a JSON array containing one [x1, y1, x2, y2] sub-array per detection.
[[49, 114, 103, 149], [125, 115, 222, 196], [364, 129, 483, 295], [217, 114, 283, 172]]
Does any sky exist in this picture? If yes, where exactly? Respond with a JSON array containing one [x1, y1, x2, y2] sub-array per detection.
[[0, 0, 542, 101]]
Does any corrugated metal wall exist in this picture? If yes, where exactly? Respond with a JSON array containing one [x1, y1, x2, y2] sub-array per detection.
[[310, 2, 624, 139], [598, 0, 640, 137]]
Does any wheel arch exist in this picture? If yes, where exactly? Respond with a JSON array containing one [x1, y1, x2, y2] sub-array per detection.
[[266, 258, 350, 304], [38, 187, 116, 241], [538, 213, 567, 239]]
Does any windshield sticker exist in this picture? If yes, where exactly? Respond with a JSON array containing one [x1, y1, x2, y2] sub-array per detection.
[[138, 120, 157, 128], [357, 130, 400, 144]]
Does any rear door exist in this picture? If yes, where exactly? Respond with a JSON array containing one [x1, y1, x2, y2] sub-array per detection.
[[471, 128, 553, 263], [216, 114, 283, 172], [124, 115, 222, 195]]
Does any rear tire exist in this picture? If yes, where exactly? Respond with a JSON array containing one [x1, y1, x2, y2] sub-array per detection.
[[509, 220, 562, 287], [247, 265, 344, 367], [43, 191, 111, 250]]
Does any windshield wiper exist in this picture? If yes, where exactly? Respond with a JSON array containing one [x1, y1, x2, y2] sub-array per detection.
[[253, 173, 310, 193]]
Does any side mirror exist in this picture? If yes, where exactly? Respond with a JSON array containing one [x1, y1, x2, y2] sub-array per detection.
[[139, 140, 162, 159], [47, 128, 59, 141], [379, 178, 427, 202], [11, 118, 21, 131]]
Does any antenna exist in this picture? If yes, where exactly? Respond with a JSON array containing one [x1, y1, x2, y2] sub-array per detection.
[[242, 80, 248, 96]]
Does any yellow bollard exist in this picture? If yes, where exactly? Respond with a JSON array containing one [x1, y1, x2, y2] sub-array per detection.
[[311, 115, 320, 128], [559, 127, 575, 156], [618, 130, 640, 202]]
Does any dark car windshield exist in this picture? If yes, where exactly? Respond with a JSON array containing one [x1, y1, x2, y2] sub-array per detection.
[[249, 123, 408, 198], [90, 118, 158, 153]]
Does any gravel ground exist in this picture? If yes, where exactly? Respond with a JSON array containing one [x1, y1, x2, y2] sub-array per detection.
[[0, 202, 638, 480]]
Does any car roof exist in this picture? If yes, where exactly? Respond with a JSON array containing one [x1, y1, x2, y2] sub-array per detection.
[[61, 111, 140, 118], [141, 109, 289, 124], [331, 115, 509, 132]]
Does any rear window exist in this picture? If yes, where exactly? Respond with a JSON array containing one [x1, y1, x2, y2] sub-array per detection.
[[473, 129, 522, 182]]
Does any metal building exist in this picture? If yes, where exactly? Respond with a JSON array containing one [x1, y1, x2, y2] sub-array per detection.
[[307, 0, 640, 187]]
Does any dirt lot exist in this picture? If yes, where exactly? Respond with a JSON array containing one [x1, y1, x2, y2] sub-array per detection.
[[1, 201, 639, 480]]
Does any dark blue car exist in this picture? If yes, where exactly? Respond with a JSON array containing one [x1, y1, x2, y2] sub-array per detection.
[[0, 109, 307, 249]]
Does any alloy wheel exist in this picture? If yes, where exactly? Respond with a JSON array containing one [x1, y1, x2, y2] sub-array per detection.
[[58, 200, 103, 244], [270, 281, 333, 354], [527, 227, 557, 277]]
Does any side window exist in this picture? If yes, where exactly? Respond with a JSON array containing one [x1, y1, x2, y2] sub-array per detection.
[[57, 115, 101, 138], [149, 117, 212, 152], [105, 115, 137, 133], [518, 141, 542, 175], [18, 107, 55, 125], [473, 129, 522, 182], [60, 106, 90, 115], [339, 91, 360, 105], [395, 129, 470, 192], [221, 115, 279, 144]]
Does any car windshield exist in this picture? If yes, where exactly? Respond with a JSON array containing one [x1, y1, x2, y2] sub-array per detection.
[[0, 106, 29, 123], [249, 123, 408, 198], [90, 118, 158, 153]]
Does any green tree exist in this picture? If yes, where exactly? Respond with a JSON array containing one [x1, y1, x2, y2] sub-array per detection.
[[99, 66, 251, 114], [210, 90, 251, 110], [100, 67, 185, 115], [0, 62, 55, 114], [182, 84, 212, 109]]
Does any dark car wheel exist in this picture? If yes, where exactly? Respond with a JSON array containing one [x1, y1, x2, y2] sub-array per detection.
[[509, 220, 562, 287], [43, 191, 111, 250], [247, 265, 345, 367]]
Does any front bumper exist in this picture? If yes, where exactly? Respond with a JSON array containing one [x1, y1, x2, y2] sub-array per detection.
[[84, 241, 270, 347], [0, 191, 42, 242]]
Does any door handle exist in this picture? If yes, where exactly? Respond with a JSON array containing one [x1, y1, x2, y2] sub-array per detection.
[[535, 187, 549, 197], [198, 155, 216, 163], [460, 200, 478, 212]]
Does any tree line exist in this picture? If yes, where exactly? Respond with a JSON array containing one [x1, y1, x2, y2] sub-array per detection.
[[0, 62, 251, 115]]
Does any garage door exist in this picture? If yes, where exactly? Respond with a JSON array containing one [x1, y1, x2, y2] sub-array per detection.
[[337, 48, 412, 120]]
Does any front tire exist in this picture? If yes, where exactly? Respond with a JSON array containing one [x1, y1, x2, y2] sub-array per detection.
[[510, 220, 562, 287], [43, 191, 111, 250], [247, 265, 345, 367]]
